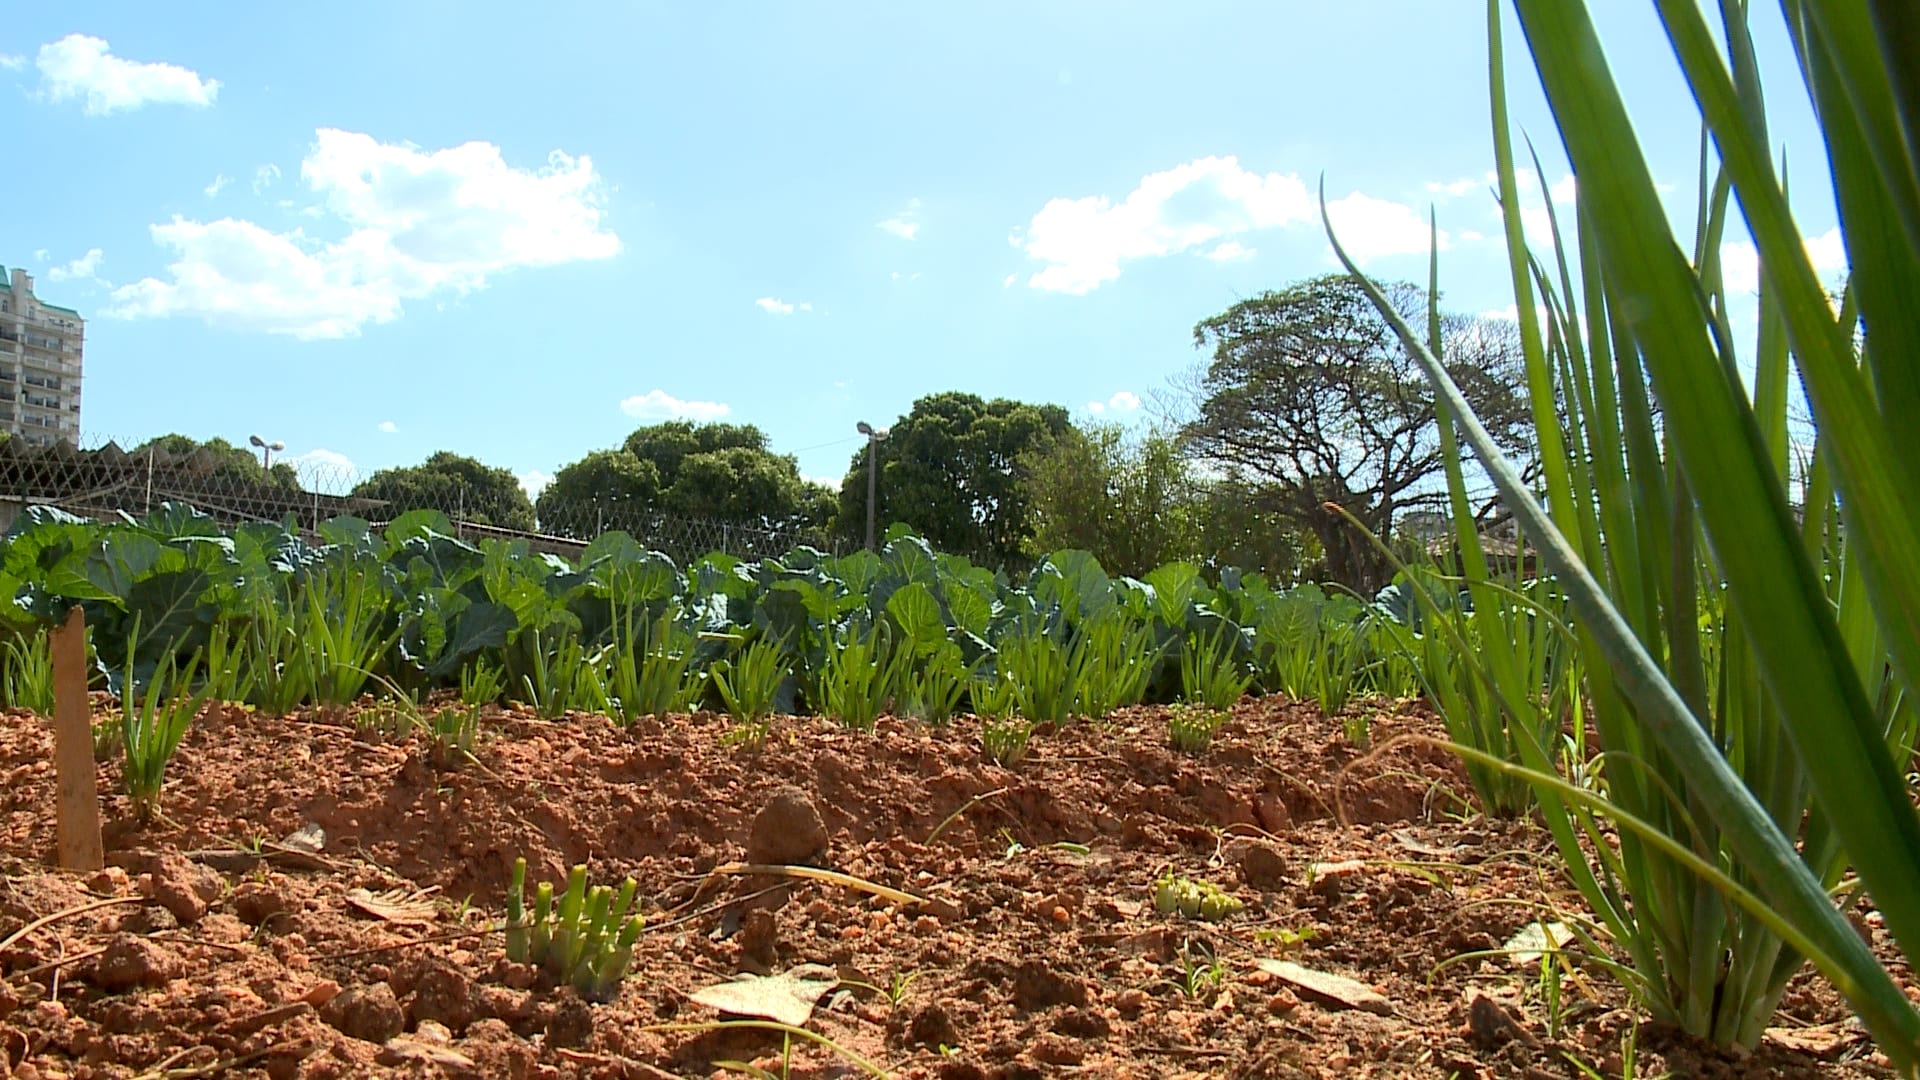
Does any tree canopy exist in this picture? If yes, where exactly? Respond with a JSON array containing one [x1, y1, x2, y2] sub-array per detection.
[[537, 421, 832, 537], [351, 451, 535, 531], [839, 392, 1071, 567], [1180, 274, 1529, 592], [1023, 423, 1307, 580], [131, 434, 299, 490]]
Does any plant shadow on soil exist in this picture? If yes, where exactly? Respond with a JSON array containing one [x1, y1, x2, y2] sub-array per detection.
[[0, 698, 1902, 1078]]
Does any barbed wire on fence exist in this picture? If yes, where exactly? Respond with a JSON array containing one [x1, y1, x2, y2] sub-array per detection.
[[0, 433, 849, 564]]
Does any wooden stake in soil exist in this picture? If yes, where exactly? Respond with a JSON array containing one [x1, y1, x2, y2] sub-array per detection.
[[50, 605, 104, 872]]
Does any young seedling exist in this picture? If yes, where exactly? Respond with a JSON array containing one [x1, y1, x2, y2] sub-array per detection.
[[981, 715, 1032, 768], [1169, 939, 1228, 1001], [1152, 872, 1243, 922], [503, 857, 644, 1003], [1167, 702, 1227, 754]]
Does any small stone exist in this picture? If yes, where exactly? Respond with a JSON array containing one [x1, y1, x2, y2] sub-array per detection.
[[414, 1019, 453, 1046], [746, 787, 829, 866], [320, 983, 406, 1045], [1029, 1035, 1085, 1066], [1114, 988, 1149, 1016], [84, 867, 129, 895], [1266, 989, 1300, 1017], [230, 881, 292, 927], [1236, 841, 1290, 891], [1010, 959, 1086, 1011], [544, 992, 594, 1049], [89, 935, 182, 991], [408, 963, 475, 1032], [140, 852, 215, 926], [300, 980, 341, 1008]]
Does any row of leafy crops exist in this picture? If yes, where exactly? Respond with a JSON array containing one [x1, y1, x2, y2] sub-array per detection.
[[0, 506, 1424, 738]]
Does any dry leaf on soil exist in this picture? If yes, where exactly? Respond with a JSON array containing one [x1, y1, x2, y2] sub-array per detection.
[[1255, 959, 1394, 1016], [688, 964, 840, 1027]]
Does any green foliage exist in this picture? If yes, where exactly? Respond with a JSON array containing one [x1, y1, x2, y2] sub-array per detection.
[[131, 434, 300, 490], [839, 392, 1070, 567], [1181, 276, 1530, 593], [120, 637, 215, 822], [503, 858, 644, 1003], [1, 631, 54, 713], [1152, 873, 1243, 921], [1167, 702, 1226, 754], [712, 636, 789, 749], [541, 421, 832, 538], [1322, 0, 1920, 1060], [352, 451, 536, 531], [1179, 626, 1254, 711]]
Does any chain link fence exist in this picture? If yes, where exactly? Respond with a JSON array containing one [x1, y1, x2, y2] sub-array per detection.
[[0, 435, 847, 564]]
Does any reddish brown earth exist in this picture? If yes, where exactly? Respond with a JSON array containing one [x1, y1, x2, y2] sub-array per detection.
[[0, 697, 1902, 1078]]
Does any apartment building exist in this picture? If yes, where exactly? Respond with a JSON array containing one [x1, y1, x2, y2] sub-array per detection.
[[0, 266, 84, 447]]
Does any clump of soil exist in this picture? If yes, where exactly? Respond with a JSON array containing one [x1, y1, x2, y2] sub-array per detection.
[[0, 697, 1900, 1077]]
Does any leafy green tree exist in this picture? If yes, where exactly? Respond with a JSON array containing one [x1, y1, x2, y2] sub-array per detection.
[[351, 451, 535, 531], [1181, 274, 1528, 593], [132, 433, 299, 489], [539, 421, 833, 538], [536, 450, 661, 536], [1024, 424, 1307, 579], [840, 392, 1070, 566]]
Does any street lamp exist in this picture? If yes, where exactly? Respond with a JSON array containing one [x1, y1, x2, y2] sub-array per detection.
[[856, 421, 888, 552], [248, 433, 285, 470]]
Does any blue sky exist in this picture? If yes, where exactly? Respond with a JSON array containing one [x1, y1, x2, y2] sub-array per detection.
[[0, 3, 1843, 498]]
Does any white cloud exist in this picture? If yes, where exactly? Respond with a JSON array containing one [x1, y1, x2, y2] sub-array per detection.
[[803, 474, 841, 490], [284, 448, 357, 493], [1014, 155, 1439, 292], [517, 469, 553, 499], [45, 248, 104, 283], [35, 34, 219, 115], [878, 198, 922, 241], [1718, 227, 1849, 296], [1324, 192, 1444, 260], [252, 163, 281, 194], [107, 128, 619, 338], [1550, 174, 1578, 205], [203, 174, 230, 198], [1479, 302, 1552, 325], [620, 389, 731, 422], [377, 419, 398, 433], [889, 270, 921, 283], [1085, 390, 1142, 415], [1002, 273, 1018, 288], [1426, 177, 1480, 198], [1014, 155, 1315, 294], [33, 248, 48, 261], [1203, 240, 1255, 262], [0, 54, 24, 71], [755, 296, 812, 315]]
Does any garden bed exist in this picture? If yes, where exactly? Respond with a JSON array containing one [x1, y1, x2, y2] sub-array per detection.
[[0, 699, 1898, 1078]]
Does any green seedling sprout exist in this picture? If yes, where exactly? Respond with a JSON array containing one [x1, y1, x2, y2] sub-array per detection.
[[503, 859, 645, 1003], [1152, 872, 1243, 922]]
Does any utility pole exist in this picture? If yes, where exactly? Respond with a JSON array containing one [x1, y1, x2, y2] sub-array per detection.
[[856, 421, 888, 552]]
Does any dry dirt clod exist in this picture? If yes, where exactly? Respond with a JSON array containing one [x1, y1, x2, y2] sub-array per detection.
[[544, 992, 594, 1049], [229, 880, 293, 926], [1466, 993, 1539, 1049], [88, 934, 182, 991], [320, 982, 406, 1045], [736, 907, 780, 973], [1010, 959, 1086, 1012], [134, 851, 220, 926], [746, 787, 829, 866], [1235, 840, 1290, 890], [409, 962, 477, 1033]]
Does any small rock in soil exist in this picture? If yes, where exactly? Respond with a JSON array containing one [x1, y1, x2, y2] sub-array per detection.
[[1050, 1006, 1111, 1038], [89, 935, 182, 991], [907, 1002, 959, 1047], [746, 787, 829, 866], [1235, 840, 1290, 890], [137, 851, 218, 926], [376, 1039, 476, 1074], [1029, 1034, 1086, 1066], [320, 982, 406, 1045], [736, 907, 779, 973], [409, 963, 476, 1032], [0, 978, 18, 1020], [1011, 959, 1086, 1011], [229, 881, 293, 926], [544, 991, 594, 1049]]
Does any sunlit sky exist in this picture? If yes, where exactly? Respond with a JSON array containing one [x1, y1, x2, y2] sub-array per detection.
[[1, 3, 1844, 496]]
